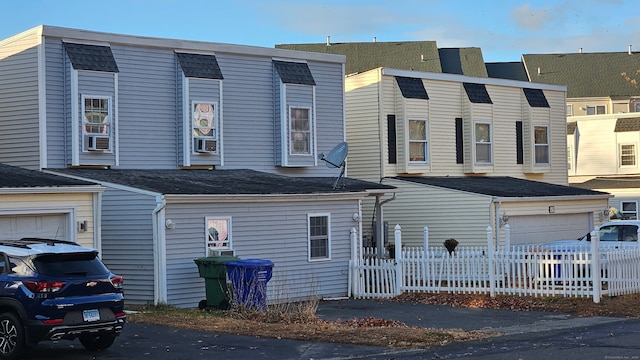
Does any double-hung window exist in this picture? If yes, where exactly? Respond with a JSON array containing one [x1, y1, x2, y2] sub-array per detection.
[[308, 214, 330, 261], [566, 104, 573, 116], [534, 126, 550, 164], [474, 122, 492, 164], [408, 119, 428, 163], [620, 144, 636, 166], [586, 105, 606, 115], [206, 217, 231, 253], [290, 107, 311, 155], [82, 96, 111, 151]]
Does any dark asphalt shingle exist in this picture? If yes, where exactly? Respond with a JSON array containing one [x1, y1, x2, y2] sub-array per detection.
[[63, 42, 119, 72], [273, 61, 316, 85], [0, 163, 97, 188], [48, 168, 394, 195], [176, 53, 223, 80], [393, 176, 608, 198], [463, 83, 493, 104], [614, 117, 640, 132], [395, 76, 429, 99], [523, 52, 640, 98], [573, 176, 640, 190], [276, 41, 442, 75], [523, 88, 550, 108], [486, 62, 529, 81]]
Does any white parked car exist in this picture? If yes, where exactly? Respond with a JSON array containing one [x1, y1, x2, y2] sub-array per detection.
[[544, 220, 640, 250]]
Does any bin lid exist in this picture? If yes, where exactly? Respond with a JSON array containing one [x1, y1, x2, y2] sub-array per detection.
[[194, 255, 239, 265], [224, 258, 273, 268]]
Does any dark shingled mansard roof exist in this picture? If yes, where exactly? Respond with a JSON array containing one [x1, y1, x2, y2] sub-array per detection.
[[0, 163, 97, 188], [175, 52, 224, 80], [393, 176, 608, 198], [63, 42, 119, 72], [485, 62, 529, 81], [48, 168, 395, 195]]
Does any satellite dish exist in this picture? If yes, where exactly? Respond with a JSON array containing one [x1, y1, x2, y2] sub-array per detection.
[[319, 142, 348, 188]]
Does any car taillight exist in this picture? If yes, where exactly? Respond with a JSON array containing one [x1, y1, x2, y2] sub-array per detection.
[[110, 275, 123, 289], [23, 280, 66, 293]]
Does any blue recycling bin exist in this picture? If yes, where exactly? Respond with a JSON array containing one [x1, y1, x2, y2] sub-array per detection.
[[224, 259, 273, 311]]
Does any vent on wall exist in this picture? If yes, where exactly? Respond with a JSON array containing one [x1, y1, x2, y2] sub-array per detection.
[[86, 135, 110, 151], [195, 137, 216, 153]]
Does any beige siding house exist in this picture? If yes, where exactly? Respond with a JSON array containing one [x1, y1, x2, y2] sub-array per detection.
[[345, 67, 610, 248], [0, 163, 103, 250]]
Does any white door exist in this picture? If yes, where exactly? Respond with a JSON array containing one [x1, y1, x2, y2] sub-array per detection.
[[0, 214, 68, 240], [508, 213, 590, 245]]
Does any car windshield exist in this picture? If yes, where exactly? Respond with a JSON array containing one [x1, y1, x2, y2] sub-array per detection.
[[589, 225, 639, 242], [33, 252, 109, 277]]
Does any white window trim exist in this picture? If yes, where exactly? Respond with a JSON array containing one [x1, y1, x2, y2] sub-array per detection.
[[408, 118, 429, 164], [619, 143, 637, 167], [204, 216, 232, 254], [307, 213, 331, 262], [191, 100, 219, 154], [534, 125, 550, 165], [81, 94, 112, 153], [288, 105, 313, 156], [566, 104, 573, 116], [620, 201, 638, 220], [474, 121, 492, 165], [586, 104, 606, 115]]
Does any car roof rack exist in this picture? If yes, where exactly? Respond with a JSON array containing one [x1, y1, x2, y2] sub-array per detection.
[[0, 238, 80, 249]]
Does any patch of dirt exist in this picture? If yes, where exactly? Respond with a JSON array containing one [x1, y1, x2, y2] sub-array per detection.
[[127, 293, 640, 349]]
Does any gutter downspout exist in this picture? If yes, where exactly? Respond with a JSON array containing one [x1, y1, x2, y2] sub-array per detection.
[[376, 192, 397, 259], [152, 195, 168, 305]]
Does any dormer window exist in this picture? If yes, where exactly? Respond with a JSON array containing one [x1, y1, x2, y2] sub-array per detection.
[[82, 96, 111, 152], [192, 102, 218, 153]]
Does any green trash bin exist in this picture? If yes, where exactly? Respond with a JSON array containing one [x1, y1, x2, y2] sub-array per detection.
[[194, 255, 239, 309]]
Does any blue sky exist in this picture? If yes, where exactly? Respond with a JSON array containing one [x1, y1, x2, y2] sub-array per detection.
[[1, 0, 638, 62]]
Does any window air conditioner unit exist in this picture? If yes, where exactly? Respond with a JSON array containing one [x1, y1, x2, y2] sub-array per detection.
[[195, 137, 216, 153], [86, 135, 110, 151], [209, 249, 234, 257]]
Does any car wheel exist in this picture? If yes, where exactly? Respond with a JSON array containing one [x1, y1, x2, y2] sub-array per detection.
[[79, 333, 116, 351], [0, 312, 24, 360]]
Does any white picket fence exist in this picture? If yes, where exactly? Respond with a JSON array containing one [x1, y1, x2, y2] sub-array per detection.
[[349, 225, 640, 303]]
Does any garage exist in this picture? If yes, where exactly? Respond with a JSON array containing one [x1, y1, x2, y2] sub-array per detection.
[[0, 213, 69, 240], [508, 213, 591, 245]]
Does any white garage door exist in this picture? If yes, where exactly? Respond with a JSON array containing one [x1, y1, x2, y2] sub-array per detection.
[[0, 214, 68, 240], [508, 213, 590, 245]]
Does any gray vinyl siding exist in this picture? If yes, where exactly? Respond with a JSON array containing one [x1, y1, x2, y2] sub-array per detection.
[[0, 31, 41, 169], [187, 78, 222, 166], [164, 199, 359, 308], [99, 189, 157, 305], [45, 38, 68, 168], [310, 61, 346, 160], [111, 44, 178, 168], [215, 53, 276, 170]]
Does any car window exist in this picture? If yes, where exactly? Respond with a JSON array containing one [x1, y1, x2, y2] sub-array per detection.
[[621, 225, 639, 242], [33, 252, 109, 277], [599, 226, 620, 241], [597, 225, 638, 242], [9, 257, 35, 276]]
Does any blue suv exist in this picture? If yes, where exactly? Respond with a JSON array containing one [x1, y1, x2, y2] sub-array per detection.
[[0, 238, 125, 359]]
